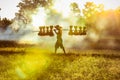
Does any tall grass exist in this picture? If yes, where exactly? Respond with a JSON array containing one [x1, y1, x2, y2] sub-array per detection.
[[0, 47, 120, 80]]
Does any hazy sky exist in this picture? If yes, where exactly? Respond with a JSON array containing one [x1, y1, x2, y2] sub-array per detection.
[[0, 0, 21, 19], [0, 0, 120, 19]]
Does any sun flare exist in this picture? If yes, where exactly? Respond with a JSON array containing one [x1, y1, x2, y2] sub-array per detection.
[[32, 8, 46, 30]]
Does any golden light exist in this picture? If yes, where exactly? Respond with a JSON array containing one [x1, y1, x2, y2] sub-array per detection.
[[15, 47, 51, 79]]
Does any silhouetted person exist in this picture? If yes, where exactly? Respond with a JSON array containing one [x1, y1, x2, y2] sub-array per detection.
[[54, 25, 66, 54]]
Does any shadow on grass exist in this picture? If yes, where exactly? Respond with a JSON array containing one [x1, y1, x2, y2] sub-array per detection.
[[50, 51, 120, 59], [0, 49, 26, 56]]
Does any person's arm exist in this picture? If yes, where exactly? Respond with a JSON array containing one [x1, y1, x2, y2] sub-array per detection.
[[54, 29, 58, 34]]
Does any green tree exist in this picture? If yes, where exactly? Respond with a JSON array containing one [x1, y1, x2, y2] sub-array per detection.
[[16, 0, 52, 24], [83, 2, 104, 18], [70, 2, 81, 16], [83, 2, 104, 27]]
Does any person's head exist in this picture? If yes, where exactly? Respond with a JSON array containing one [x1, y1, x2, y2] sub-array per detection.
[[54, 25, 59, 30], [55, 25, 62, 30]]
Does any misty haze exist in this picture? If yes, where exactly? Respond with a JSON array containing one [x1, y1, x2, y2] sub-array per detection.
[[0, 0, 120, 80]]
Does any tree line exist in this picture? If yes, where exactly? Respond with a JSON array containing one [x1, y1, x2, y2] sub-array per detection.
[[0, 17, 12, 31]]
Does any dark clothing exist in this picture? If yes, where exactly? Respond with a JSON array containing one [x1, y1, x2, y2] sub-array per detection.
[[55, 37, 63, 48], [55, 29, 64, 48]]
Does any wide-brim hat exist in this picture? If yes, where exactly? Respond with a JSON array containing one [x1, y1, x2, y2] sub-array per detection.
[[55, 25, 62, 29]]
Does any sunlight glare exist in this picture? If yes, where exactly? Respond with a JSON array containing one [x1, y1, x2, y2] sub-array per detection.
[[52, 0, 71, 18], [32, 8, 46, 30]]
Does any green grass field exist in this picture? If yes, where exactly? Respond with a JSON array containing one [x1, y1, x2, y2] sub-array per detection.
[[0, 46, 120, 80]]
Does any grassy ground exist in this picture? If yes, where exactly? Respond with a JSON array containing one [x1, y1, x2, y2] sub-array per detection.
[[0, 47, 120, 80]]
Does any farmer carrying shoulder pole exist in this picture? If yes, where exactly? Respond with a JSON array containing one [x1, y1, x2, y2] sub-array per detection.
[[54, 25, 66, 54]]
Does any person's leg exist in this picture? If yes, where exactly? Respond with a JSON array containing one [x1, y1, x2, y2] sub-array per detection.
[[55, 47, 57, 54], [60, 44, 66, 54], [55, 42, 58, 54], [62, 46, 66, 54]]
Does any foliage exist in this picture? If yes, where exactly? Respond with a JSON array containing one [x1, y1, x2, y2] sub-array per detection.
[[70, 2, 81, 16], [82, 2, 104, 27], [16, 0, 53, 24], [83, 2, 104, 18], [0, 18, 12, 30]]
